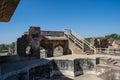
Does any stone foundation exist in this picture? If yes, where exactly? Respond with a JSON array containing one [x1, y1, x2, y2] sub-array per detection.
[[97, 64, 120, 80], [1, 55, 98, 80], [48, 55, 97, 79]]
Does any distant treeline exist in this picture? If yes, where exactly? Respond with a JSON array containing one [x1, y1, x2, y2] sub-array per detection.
[[85, 33, 120, 42], [0, 42, 15, 53], [84, 33, 120, 49], [105, 33, 120, 40]]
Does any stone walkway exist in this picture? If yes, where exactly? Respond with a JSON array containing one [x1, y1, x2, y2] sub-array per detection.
[[46, 54, 120, 60], [75, 74, 103, 80]]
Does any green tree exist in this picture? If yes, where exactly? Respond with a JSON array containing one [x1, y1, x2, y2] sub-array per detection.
[[85, 38, 91, 42], [9, 42, 15, 49], [105, 33, 120, 40]]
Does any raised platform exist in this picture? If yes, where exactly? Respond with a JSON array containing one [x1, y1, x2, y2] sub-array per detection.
[[47, 54, 100, 79], [46, 54, 120, 60], [1, 54, 120, 80], [47, 54, 120, 79]]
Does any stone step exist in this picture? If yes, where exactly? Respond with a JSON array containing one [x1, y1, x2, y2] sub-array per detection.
[[108, 59, 115, 62], [107, 58, 112, 60], [112, 61, 117, 64], [107, 58, 118, 65]]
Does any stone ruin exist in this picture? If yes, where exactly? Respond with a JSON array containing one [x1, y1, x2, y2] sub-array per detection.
[[93, 38, 109, 48], [1, 26, 120, 80], [17, 26, 69, 58], [17, 27, 40, 58]]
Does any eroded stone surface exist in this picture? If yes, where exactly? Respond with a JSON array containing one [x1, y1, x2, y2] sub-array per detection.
[[0, 0, 20, 22], [17, 27, 69, 58]]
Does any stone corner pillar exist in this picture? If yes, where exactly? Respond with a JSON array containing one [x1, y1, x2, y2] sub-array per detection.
[[28, 26, 40, 58]]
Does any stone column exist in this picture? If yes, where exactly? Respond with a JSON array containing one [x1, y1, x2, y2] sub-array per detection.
[[28, 26, 40, 58], [17, 35, 28, 57]]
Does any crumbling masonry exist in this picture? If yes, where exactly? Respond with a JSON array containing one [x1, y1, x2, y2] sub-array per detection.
[[17, 26, 69, 58]]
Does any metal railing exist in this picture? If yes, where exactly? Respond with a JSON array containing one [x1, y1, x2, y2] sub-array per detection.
[[64, 29, 96, 53], [96, 48, 120, 55], [64, 29, 120, 56]]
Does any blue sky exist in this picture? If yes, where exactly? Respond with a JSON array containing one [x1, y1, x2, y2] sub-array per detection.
[[0, 0, 120, 44]]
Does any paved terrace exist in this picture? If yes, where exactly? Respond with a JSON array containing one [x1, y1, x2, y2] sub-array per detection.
[[46, 54, 120, 60]]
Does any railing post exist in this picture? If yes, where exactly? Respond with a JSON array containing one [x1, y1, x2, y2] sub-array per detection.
[[108, 48, 109, 55], [82, 39, 84, 54], [100, 48, 101, 54], [65, 29, 97, 54]]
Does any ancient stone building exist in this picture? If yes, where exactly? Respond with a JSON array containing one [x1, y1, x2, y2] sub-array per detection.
[[40, 36, 69, 57], [17, 27, 40, 58], [17, 26, 69, 58], [92, 38, 109, 48]]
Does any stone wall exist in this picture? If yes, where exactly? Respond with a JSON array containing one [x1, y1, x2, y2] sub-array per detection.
[[29, 64, 50, 80], [74, 58, 96, 74], [17, 26, 70, 58], [17, 35, 28, 57], [40, 40, 69, 57], [1, 56, 100, 80], [17, 26, 40, 58], [50, 58, 96, 79], [97, 66, 120, 80], [5, 72, 28, 80], [41, 31, 64, 37], [28, 27, 40, 58], [93, 38, 109, 48], [68, 39, 83, 54], [50, 60, 74, 78]]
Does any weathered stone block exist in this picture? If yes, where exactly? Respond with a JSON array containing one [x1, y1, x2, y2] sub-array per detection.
[[0, 0, 20, 22], [50, 58, 96, 79]]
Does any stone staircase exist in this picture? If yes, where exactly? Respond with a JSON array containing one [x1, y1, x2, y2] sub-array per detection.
[[100, 57, 118, 65], [97, 57, 120, 80], [64, 29, 95, 54], [107, 58, 118, 64]]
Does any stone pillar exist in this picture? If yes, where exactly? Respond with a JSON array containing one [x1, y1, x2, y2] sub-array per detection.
[[28, 27, 40, 58], [17, 26, 41, 59], [47, 43, 53, 57], [17, 35, 28, 57], [63, 40, 69, 55]]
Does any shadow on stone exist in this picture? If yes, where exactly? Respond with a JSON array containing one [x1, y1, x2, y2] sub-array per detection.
[[0, 56, 74, 80]]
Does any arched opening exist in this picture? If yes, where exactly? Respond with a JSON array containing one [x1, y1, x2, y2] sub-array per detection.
[[26, 46, 31, 55], [53, 45, 64, 57], [40, 46, 47, 58]]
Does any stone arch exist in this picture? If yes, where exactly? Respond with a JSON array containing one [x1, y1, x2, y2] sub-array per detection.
[[26, 46, 31, 55], [40, 46, 47, 58], [53, 45, 64, 57]]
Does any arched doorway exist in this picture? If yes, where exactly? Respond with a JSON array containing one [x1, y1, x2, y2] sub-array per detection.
[[26, 46, 31, 55], [53, 45, 64, 57], [40, 47, 47, 58]]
